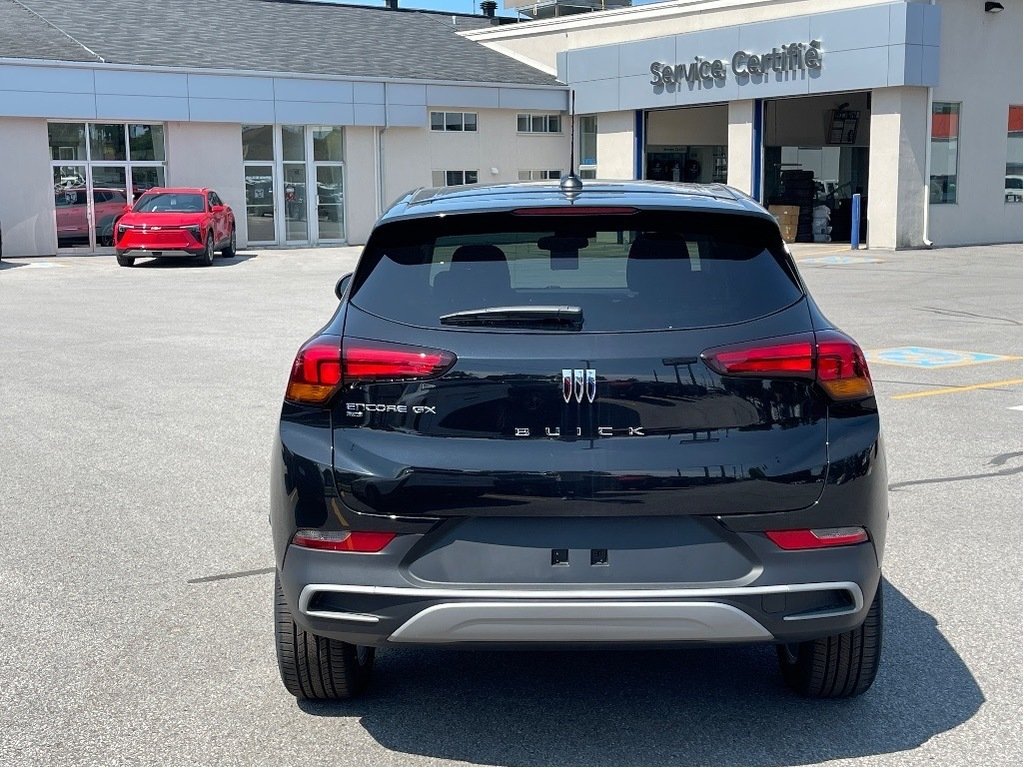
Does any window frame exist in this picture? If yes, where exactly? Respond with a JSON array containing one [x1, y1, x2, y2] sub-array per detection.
[[516, 113, 563, 135], [929, 102, 961, 205], [431, 169, 479, 187], [1005, 104, 1022, 204], [429, 111, 478, 133]]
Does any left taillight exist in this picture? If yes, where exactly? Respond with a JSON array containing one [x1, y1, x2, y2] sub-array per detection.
[[701, 330, 873, 401], [284, 335, 456, 405], [285, 335, 343, 405]]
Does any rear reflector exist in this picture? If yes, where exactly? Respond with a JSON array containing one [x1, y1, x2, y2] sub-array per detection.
[[285, 336, 455, 405], [701, 330, 873, 401], [765, 527, 869, 550], [293, 530, 397, 553]]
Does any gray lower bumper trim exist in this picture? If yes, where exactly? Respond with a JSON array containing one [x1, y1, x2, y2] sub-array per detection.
[[389, 601, 774, 643], [298, 581, 864, 631]]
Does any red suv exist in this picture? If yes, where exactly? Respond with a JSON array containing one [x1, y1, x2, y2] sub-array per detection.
[[114, 187, 235, 267]]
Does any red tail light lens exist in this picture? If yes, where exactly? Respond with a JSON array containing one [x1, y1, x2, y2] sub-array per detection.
[[815, 330, 874, 400], [342, 339, 455, 383], [701, 331, 873, 401], [703, 337, 814, 375], [293, 530, 397, 553], [766, 527, 869, 550], [285, 337, 456, 405], [285, 335, 343, 405]]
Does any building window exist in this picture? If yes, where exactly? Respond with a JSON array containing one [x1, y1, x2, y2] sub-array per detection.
[[48, 121, 166, 251], [430, 112, 477, 132], [929, 102, 960, 204], [517, 113, 562, 134], [432, 170, 478, 186], [518, 170, 562, 180], [579, 115, 597, 179], [1006, 105, 1022, 203]]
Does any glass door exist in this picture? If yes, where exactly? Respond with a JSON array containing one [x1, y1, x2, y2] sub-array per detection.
[[91, 166, 129, 248], [53, 165, 92, 251], [281, 126, 308, 243], [244, 165, 276, 243], [314, 165, 345, 242], [311, 126, 345, 243]]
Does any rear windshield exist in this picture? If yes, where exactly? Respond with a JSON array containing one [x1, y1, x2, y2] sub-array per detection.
[[134, 193, 204, 213], [351, 210, 802, 332]]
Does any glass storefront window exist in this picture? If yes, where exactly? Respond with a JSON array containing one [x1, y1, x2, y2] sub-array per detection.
[[1006, 105, 1022, 203], [48, 123, 87, 161], [930, 102, 960, 204], [128, 124, 165, 161], [131, 166, 166, 201], [283, 163, 308, 241], [282, 125, 305, 161], [312, 126, 344, 161], [242, 125, 274, 161], [89, 124, 127, 162], [579, 116, 597, 179]]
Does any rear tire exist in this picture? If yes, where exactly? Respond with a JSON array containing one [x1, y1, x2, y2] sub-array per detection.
[[116, 253, 135, 267], [221, 227, 236, 258], [777, 583, 882, 698], [274, 574, 374, 700]]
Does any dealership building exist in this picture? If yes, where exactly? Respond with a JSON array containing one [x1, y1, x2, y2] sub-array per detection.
[[0, 0, 1020, 256]]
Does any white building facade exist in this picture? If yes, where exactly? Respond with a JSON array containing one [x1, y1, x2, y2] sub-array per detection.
[[468, 0, 1023, 248]]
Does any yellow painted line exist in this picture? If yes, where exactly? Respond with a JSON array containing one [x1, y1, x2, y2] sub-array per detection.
[[892, 378, 1024, 400]]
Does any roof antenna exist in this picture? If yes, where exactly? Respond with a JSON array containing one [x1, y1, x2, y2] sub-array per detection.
[[560, 90, 583, 201]]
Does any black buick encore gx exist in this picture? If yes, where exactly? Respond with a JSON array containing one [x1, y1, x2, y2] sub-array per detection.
[[271, 178, 887, 701]]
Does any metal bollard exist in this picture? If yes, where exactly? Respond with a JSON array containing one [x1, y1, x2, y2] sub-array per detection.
[[851, 193, 861, 250]]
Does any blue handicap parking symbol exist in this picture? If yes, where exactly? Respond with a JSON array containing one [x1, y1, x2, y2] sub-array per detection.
[[867, 346, 1009, 369]]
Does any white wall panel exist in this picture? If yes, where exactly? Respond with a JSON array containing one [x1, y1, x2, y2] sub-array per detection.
[[93, 70, 188, 97], [273, 78, 354, 103], [0, 117, 57, 256], [94, 94, 189, 121], [186, 74, 273, 100], [0, 90, 96, 119], [165, 122, 246, 245], [188, 97, 274, 123], [0, 65, 92, 93], [275, 101, 354, 125]]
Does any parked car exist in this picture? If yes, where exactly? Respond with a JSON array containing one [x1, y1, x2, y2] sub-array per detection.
[[114, 187, 235, 267], [53, 186, 129, 247], [271, 178, 887, 701]]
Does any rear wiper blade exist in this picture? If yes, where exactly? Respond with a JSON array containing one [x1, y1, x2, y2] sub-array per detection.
[[439, 305, 583, 329]]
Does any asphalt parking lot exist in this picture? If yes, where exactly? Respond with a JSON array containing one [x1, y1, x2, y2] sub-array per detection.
[[1, 243, 1021, 766]]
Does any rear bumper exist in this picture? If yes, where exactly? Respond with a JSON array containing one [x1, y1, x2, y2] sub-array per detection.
[[279, 539, 881, 648]]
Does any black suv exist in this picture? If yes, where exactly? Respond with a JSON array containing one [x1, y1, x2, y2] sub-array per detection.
[[271, 179, 887, 701]]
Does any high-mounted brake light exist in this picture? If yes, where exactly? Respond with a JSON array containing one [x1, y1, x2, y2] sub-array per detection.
[[511, 207, 638, 216], [765, 527, 869, 550], [285, 336, 456, 405], [292, 530, 397, 553], [701, 330, 873, 401]]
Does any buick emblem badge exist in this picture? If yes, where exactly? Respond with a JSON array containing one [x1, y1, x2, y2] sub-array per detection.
[[562, 368, 597, 404]]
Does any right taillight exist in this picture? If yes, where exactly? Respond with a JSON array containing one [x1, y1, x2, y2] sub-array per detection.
[[701, 330, 873, 401], [284, 335, 455, 406], [814, 330, 874, 400]]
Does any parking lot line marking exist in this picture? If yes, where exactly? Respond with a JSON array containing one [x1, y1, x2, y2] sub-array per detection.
[[892, 378, 1023, 400]]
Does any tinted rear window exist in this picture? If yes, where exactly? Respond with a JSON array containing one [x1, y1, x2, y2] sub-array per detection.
[[351, 210, 802, 332]]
